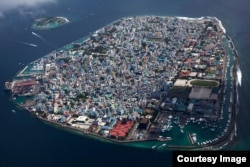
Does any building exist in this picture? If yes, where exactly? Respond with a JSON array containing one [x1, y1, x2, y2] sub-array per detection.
[[138, 118, 150, 129]]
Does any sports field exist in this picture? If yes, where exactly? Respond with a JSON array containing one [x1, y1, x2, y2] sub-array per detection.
[[189, 79, 219, 87]]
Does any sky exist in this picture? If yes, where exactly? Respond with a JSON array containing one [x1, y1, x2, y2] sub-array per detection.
[[0, 0, 57, 18]]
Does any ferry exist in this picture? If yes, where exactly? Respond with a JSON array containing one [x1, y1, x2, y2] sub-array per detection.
[[189, 133, 197, 144], [5, 82, 12, 90], [152, 145, 157, 149], [234, 122, 237, 137], [237, 65, 242, 86], [166, 137, 172, 140], [161, 125, 167, 132], [157, 143, 166, 149], [161, 143, 166, 147]]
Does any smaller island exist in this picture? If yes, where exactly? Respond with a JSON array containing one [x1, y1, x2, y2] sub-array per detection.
[[32, 16, 69, 30]]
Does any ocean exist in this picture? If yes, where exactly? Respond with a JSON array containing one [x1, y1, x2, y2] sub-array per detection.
[[0, 0, 250, 166]]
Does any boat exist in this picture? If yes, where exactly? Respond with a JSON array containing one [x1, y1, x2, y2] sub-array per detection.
[[237, 65, 242, 86], [161, 125, 167, 132], [12, 109, 16, 113], [189, 133, 197, 144], [157, 143, 166, 149], [5, 82, 12, 90], [234, 122, 237, 137], [166, 137, 172, 140], [161, 143, 166, 147]]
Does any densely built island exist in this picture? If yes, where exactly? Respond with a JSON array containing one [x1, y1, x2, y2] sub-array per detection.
[[6, 16, 239, 150]]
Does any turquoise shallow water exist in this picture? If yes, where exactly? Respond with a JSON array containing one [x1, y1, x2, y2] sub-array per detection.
[[1, 0, 250, 166]]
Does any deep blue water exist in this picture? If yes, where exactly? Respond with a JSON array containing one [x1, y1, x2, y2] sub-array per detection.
[[1, 0, 250, 166]]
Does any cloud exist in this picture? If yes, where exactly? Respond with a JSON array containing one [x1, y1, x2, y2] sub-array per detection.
[[0, 12, 4, 18], [0, 0, 57, 17]]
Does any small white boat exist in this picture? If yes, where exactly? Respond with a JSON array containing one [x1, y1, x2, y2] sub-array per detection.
[[152, 145, 157, 149], [161, 144, 166, 147]]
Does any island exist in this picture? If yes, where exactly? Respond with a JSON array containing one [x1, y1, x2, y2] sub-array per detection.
[[6, 16, 239, 150], [31, 16, 69, 30]]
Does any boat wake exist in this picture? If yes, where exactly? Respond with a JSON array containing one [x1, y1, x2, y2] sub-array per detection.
[[31, 31, 57, 48], [32, 31, 46, 42], [237, 65, 242, 86], [18, 41, 37, 47]]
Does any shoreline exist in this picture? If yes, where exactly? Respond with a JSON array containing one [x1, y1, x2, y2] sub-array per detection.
[[17, 104, 170, 148]]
